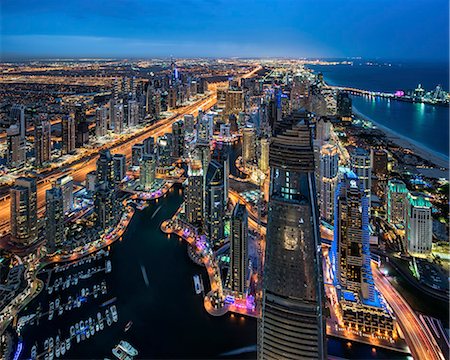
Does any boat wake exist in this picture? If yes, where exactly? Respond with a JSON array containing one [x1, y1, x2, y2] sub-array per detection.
[[219, 345, 257, 356]]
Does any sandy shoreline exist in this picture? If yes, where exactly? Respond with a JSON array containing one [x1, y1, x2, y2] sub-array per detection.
[[353, 108, 449, 171]]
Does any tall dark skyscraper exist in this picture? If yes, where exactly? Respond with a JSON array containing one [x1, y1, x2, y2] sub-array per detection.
[[61, 114, 76, 155], [230, 202, 248, 293], [10, 177, 38, 246], [34, 117, 52, 167], [45, 186, 65, 251], [259, 113, 326, 360], [205, 160, 226, 245], [74, 104, 89, 147]]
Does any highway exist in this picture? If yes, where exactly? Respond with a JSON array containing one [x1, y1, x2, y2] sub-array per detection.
[[371, 262, 445, 360], [0, 93, 217, 234]]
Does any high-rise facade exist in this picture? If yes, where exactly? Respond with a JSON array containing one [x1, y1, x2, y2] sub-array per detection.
[[94, 150, 117, 229], [259, 137, 270, 173], [140, 154, 156, 190], [10, 177, 38, 246], [185, 161, 204, 226], [113, 154, 126, 183], [406, 193, 432, 256], [74, 104, 89, 147], [259, 115, 326, 360], [334, 172, 374, 302], [172, 120, 185, 159], [61, 115, 76, 154], [127, 100, 140, 127], [319, 144, 339, 223], [205, 160, 226, 245], [95, 106, 108, 137], [132, 143, 146, 167], [7, 124, 26, 169], [46, 187, 65, 251], [242, 127, 256, 166], [351, 148, 372, 204], [10, 104, 26, 139], [230, 202, 248, 293], [113, 103, 124, 134], [387, 179, 408, 227], [34, 119, 52, 167], [55, 175, 74, 213]]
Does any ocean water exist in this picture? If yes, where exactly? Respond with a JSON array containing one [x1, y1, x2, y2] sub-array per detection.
[[309, 62, 449, 157]]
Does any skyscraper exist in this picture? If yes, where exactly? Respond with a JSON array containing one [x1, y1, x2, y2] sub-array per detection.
[[205, 160, 226, 245], [387, 179, 408, 227], [10, 104, 26, 139], [185, 161, 204, 226], [95, 106, 108, 137], [74, 104, 89, 147], [351, 147, 372, 205], [258, 137, 270, 173], [55, 175, 74, 213], [113, 154, 126, 183], [10, 177, 38, 246], [34, 118, 51, 167], [7, 124, 26, 169], [184, 114, 195, 134], [61, 114, 76, 155], [259, 114, 326, 360], [406, 192, 432, 256], [127, 100, 140, 127], [132, 143, 145, 167], [45, 187, 65, 251], [336, 92, 352, 121], [334, 172, 374, 302], [230, 202, 248, 293], [143, 136, 155, 156], [140, 154, 156, 190], [172, 120, 185, 159], [242, 127, 256, 166], [113, 103, 124, 134], [319, 143, 339, 223], [96, 149, 115, 188]]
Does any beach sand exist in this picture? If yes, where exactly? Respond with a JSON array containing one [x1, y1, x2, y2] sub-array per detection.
[[353, 109, 449, 179]]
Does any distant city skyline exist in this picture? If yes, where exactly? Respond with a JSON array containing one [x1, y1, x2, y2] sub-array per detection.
[[1, 0, 448, 60]]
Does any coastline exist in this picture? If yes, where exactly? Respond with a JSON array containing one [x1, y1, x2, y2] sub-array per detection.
[[352, 107, 449, 171]]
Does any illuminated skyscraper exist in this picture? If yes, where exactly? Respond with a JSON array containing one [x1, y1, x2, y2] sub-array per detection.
[[55, 175, 74, 213], [225, 89, 245, 116], [184, 114, 195, 134], [113, 154, 126, 183], [132, 143, 145, 167], [259, 114, 326, 360], [185, 161, 204, 226], [334, 172, 374, 301], [127, 100, 140, 127], [34, 118, 51, 167], [7, 124, 26, 169], [61, 114, 76, 155], [46, 187, 65, 251], [258, 137, 269, 173], [140, 154, 156, 190], [387, 179, 408, 227], [10, 177, 37, 246], [143, 136, 155, 156], [172, 120, 185, 159], [242, 127, 256, 166], [319, 143, 339, 223], [96, 149, 115, 188], [351, 148, 371, 204], [205, 160, 226, 245], [406, 192, 432, 256], [230, 202, 248, 293], [113, 103, 124, 134], [95, 106, 108, 137], [74, 104, 89, 147], [10, 104, 26, 139]]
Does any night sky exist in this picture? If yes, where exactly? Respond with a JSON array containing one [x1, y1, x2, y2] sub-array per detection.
[[1, 0, 448, 60]]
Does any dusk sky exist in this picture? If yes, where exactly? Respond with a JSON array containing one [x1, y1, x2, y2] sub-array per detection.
[[1, 0, 449, 60]]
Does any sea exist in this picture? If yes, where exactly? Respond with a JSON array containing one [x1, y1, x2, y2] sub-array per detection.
[[308, 61, 449, 158]]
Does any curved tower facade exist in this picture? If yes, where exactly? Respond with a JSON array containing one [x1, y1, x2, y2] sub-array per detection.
[[258, 113, 326, 360]]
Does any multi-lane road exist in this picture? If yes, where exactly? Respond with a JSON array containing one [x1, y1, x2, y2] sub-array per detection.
[[0, 93, 217, 234], [371, 262, 445, 360]]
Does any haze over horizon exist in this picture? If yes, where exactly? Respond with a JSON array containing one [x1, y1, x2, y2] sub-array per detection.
[[1, 0, 449, 61]]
